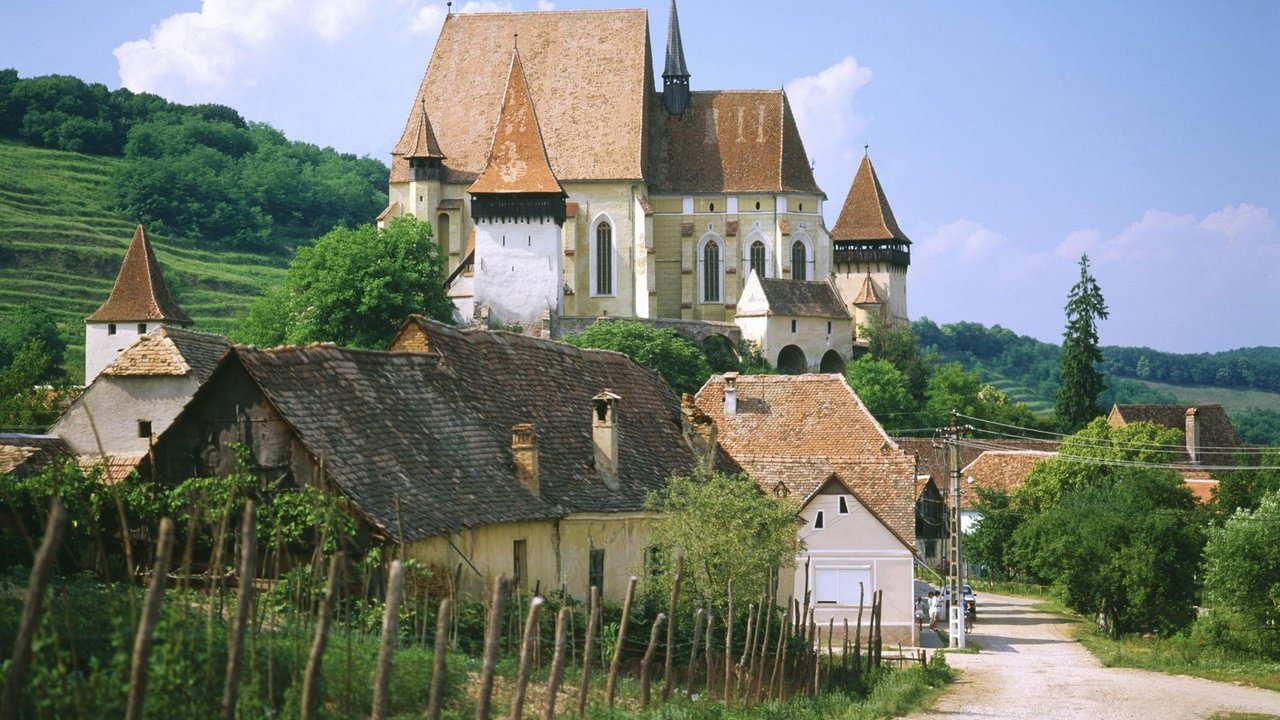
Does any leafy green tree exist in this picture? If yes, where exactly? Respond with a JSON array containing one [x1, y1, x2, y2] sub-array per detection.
[[844, 355, 917, 428], [563, 320, 711, 397], [1202, 490, 1280, 658], [0, 304, 67, 380], [644, 471, 802, 616], [863, 314, 933, 403], [1211, 448, 1280, 516], [965, 488, 1023, 579], [1055, 254, 1109, 431], [1012, 469, 1202, 637], [233, 217, 453, 349], [0, 338, 77, 433]]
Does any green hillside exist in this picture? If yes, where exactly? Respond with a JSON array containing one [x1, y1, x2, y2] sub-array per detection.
[[0, 139, 286, 377], [1133, 379, 1280, 414]]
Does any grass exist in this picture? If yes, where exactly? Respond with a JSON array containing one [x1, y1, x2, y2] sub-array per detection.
[[0, 139, 288, 378], [1135, 379, 1280, 414]]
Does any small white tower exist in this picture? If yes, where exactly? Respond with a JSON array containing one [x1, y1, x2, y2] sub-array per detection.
[[84, 225, 192, 384], [467, 44, 568, 327]]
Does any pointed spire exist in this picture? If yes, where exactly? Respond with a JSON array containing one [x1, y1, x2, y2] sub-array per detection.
[[469, 47, 564, 195], [88, 225, 192, 325], [404, 100, 445, 160], [661, 0, 691, 116], [830, 153, 911, 245]]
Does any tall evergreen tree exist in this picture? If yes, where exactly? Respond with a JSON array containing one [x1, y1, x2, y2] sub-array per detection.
[[1055, 254, 1109, 430]]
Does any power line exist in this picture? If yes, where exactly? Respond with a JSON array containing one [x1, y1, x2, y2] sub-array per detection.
[[957, 412, 1277, 455], [951, 437, 1280, 472]]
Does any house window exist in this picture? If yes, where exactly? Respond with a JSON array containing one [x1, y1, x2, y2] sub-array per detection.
[[814, 510, 824, 529], [709, 202, 715, 212], [588, 547, 605, 597], [137, 420, 152, 438], [701, 237, 722, 303], [790, 319, 797, 333], [749, 240, 767, 278], [827, 321, 832, 335], [107, 324, 116, 336], [791, 240, 807, 281], [839, 496, 849, 514], [814, 567, 872, 605], [755, 201, 761, 210], [594, 220, 613, 296], [513, 539, 527, 588], [137, 323, 147, 334]]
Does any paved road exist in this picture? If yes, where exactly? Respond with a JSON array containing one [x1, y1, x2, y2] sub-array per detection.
[[904, 588, 1280, 720]]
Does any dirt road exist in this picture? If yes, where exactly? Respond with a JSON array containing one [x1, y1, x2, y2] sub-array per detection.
[[905, 591, 1280, 720]]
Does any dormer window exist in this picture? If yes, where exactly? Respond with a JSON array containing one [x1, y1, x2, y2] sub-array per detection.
[[839, 496, 849, 514], [138, 323, 147, 334]]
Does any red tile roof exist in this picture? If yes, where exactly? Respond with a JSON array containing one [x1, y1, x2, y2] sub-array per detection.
[[404, 101, 446, 159], [830, 155, 910, 244], [469, 48, 565, 195], [87, 225, 192, 324], [695, 374, 916, 549], [958, 450, 1056, 510]]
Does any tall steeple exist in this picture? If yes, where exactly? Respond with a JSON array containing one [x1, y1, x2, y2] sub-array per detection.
[[84, 225, 192, 384], [661, 0, 691, 117], [829, 153, 912, 333]]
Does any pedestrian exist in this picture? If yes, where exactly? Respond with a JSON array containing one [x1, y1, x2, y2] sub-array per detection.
[[915, 595, 927, 631], [929, 591, 944, 631]]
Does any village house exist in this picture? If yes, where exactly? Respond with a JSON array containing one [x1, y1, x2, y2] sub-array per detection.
[[1108, 403, 1245, 502], [133, 316, 725, 603], [695, 373, 918, 644], [380, 2, 914, 359]]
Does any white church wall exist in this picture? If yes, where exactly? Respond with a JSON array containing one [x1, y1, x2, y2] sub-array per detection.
[[85, 322, 152, 386], [52, 374, 199, 457], [474, 217, 563, 326]]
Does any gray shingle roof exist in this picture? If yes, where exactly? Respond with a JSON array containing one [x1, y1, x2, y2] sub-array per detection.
[[757, 278, 850, 318]]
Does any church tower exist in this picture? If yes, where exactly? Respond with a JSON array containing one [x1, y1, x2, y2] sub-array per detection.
[[403, 100, 446, 221], [830, 153, 911, 339], [84, 225, 192, 384], [661, 0, 691, 117], [468, 45, 568, 326]]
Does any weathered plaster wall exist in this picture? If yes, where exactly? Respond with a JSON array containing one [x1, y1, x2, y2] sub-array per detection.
[[474, 216, 563, 326], [53, 373, 198, 456]]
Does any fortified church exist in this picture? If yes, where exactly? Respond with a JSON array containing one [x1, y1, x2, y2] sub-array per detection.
[[378, 0, 915, 372]]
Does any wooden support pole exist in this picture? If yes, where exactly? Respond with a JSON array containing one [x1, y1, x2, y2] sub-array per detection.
[[125, 516, 175, 720], [685, 608, 704, 700], [509, 596, 544, 720], [371, 560, 406, 720], [751, 599, 772, 704], [661, 553, 683, 702], [639, 613, 665, 708], [605, 576, 636, 710], [221, 502, 256, 720], [769, 603, 789, 701], [0, 498, 66, 720], [301, 552, 343, 720], [542, 607, 570, 720], [853, 583, 864, 682], [476, 575, 509, 720], [723, 579, 734, 707], [427, 598, 453, 720], [576, 585, 599, 717], [703, 612, 714, 699]]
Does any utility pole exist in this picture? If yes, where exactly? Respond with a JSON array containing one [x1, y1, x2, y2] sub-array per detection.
[[934, 410, 971, 648]]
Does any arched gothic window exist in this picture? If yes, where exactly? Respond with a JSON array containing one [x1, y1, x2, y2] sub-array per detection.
[[791, 239, 807, 280], [594, 219, 613, 296], [749, 240, 767, 279], [701, 237, 722, 303]]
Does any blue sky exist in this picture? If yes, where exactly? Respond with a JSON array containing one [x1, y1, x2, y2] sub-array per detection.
[[4, 0, 1278, 353]]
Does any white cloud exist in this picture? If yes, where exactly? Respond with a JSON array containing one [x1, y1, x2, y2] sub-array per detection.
[[918, 219, 1005, 262], [1199, 203, 1275, 241], [409, 1, 516, 36], [1056, 228, 1099, 259], [785, 57, 873, 168], [115, 0, 378, 95], [536, 0, 555, 10]]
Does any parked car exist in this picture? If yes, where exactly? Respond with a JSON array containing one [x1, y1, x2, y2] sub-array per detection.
[[943, 583, 977, 615]]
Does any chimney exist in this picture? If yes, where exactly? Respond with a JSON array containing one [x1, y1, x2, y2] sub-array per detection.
[[723, 372, 739, 416], [1184, 407, 1200, 464], [592, 390, 621, 490], [512, 423, 539, 495]]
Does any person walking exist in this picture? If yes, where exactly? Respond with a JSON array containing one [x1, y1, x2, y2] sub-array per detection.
[[928, 591, 943, 631]]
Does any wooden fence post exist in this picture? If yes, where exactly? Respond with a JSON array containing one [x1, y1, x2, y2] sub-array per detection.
[[769, 603, 789, 701], [751, 599, 771, 704], [639, 613, 665, 708], [576, 585, 599, 717], [661, 552, 683, 702], [0, 498, 67, 720], [509, 596, 544, 720], [853, 583, 864, 682], [703, 612, 714, 699], [221, 501, 257, 720], [427, 598, 453, 720], [684, 608, 704, 700], [125, 517, 175, 720], [301, 552, 344, 720], [476, 575, 509, 720], [605, 576, 637, 710], [371, 560, 406, 720], [542, 607, 570, 720], [723, 579, 734, 707]]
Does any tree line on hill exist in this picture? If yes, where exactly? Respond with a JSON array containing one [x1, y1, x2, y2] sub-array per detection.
[[0, 70, 388, 250]]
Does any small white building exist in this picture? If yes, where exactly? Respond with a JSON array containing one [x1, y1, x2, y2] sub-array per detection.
[[734, 274, 853, 373], [696, 373, 919, 645], [84, 225, 193, 385]]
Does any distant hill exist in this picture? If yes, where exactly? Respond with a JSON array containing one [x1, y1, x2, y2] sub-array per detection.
[[0, 138, 287, 377], [913, 318, 1280, 445]]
